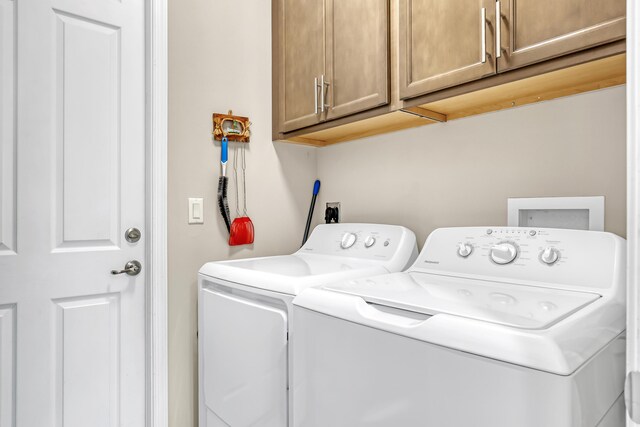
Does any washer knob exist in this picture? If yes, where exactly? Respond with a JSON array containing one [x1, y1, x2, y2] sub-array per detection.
[[364, 236, 376, 248], [490, 243, 518, 265], [457, 243, 473, 257], [340, 232, 357, 249], [540, 247, 559, 265]]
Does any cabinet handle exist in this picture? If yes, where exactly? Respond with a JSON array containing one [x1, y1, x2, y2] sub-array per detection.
[[480, 7, 487, 63], [314, 77, 319, 114], [495, 1, 501, 58], [320, 74, 330, 113]]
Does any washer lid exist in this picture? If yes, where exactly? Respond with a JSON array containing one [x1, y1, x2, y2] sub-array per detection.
[[199, 254, 389, 295], [323, 272, 600, 330]]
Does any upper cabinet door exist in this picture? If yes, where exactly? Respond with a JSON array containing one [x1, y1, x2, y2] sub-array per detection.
[[399, 0, 497, 100], [277, 0, 325, 133], [498, 0, 626, 72], [325, 0, 389, 121]]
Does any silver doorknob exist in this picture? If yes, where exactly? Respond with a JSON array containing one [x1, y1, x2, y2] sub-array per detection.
[[111, 260, 142, 276]]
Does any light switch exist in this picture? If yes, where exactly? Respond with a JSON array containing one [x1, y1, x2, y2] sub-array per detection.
[[188, 198, 204, 224]]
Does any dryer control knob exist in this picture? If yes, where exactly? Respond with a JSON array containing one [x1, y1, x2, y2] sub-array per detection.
[[340, 232, 357, 249], [457, 243, 473, 257], [490, 243, 518, 265], [364, 236, 376, 248], [540, 247, 559, 265]]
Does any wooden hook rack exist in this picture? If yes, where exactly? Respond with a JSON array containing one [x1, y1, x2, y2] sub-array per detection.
[[212, 110, 251, 142]]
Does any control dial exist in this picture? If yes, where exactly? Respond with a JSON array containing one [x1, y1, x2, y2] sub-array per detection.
[[364, 236, 376, 248], [489, 242, 518, 265], [540, 247, 560, 265], [457, 242, 473, 258], [340, 232, 357, 249]]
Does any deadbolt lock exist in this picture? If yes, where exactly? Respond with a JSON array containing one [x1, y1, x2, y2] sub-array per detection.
[[125, 227, 141, 243]]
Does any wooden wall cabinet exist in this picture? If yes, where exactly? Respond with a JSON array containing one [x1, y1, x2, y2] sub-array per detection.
[[399, 0, 625, 100], [273, 0, 626, 146], [276, 0, 325, 132], [498, 0, 626, 72], [274, 0, 389, 133], [399, 0, 498, 99]]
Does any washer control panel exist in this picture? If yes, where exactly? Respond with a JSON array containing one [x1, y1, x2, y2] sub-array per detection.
[[331, 229, 399, 256], [300, 224, 418, 266], [413, 227, 625, 292]]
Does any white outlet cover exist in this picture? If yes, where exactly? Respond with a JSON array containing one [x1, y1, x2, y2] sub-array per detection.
[[189, 198, 204, 224]]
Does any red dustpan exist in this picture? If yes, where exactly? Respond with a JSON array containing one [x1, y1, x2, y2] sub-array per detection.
[[229, 216, 254, 245], [229, 144, 254, 246]]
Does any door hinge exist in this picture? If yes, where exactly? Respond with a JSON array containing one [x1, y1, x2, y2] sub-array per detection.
[[626, 371, 640, 422]]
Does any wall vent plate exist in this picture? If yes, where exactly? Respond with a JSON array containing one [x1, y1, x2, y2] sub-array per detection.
[[507, 196, 604, 231]]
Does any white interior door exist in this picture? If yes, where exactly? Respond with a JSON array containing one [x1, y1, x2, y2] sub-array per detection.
[[0, 0, 147, 425]]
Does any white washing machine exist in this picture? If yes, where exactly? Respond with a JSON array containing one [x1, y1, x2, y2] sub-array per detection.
[[292, 227, 626, 427], [198, 223, 418, 427]]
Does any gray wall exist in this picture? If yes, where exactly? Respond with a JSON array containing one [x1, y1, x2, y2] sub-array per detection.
[[317, 86, 627, 247], [168, 0, 317, 425]]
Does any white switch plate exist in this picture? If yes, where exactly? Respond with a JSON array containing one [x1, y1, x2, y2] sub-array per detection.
[[188, 198, 204, 224]]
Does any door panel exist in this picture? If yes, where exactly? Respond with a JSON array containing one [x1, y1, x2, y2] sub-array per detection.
[[0, 0, 147, 425], [55, 295, 120, 427], [201, 286, 288, 427], [399, 0, 497, 99], [0, 0, 15, 255], [54, 12, 121, 250], [498, 0, 626, 72], [326, 0, 389, 120], [279, 0, 324, 132]]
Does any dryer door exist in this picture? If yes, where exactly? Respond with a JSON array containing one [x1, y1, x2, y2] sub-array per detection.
[[199, 284, 288, 427]]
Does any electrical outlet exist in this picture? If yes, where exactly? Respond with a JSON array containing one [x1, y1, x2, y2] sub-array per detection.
[[325, 202, 340, 223]]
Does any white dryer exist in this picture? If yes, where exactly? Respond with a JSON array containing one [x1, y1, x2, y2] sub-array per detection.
[[292, 227, 626, 427], [198, 223, 418, 427]]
